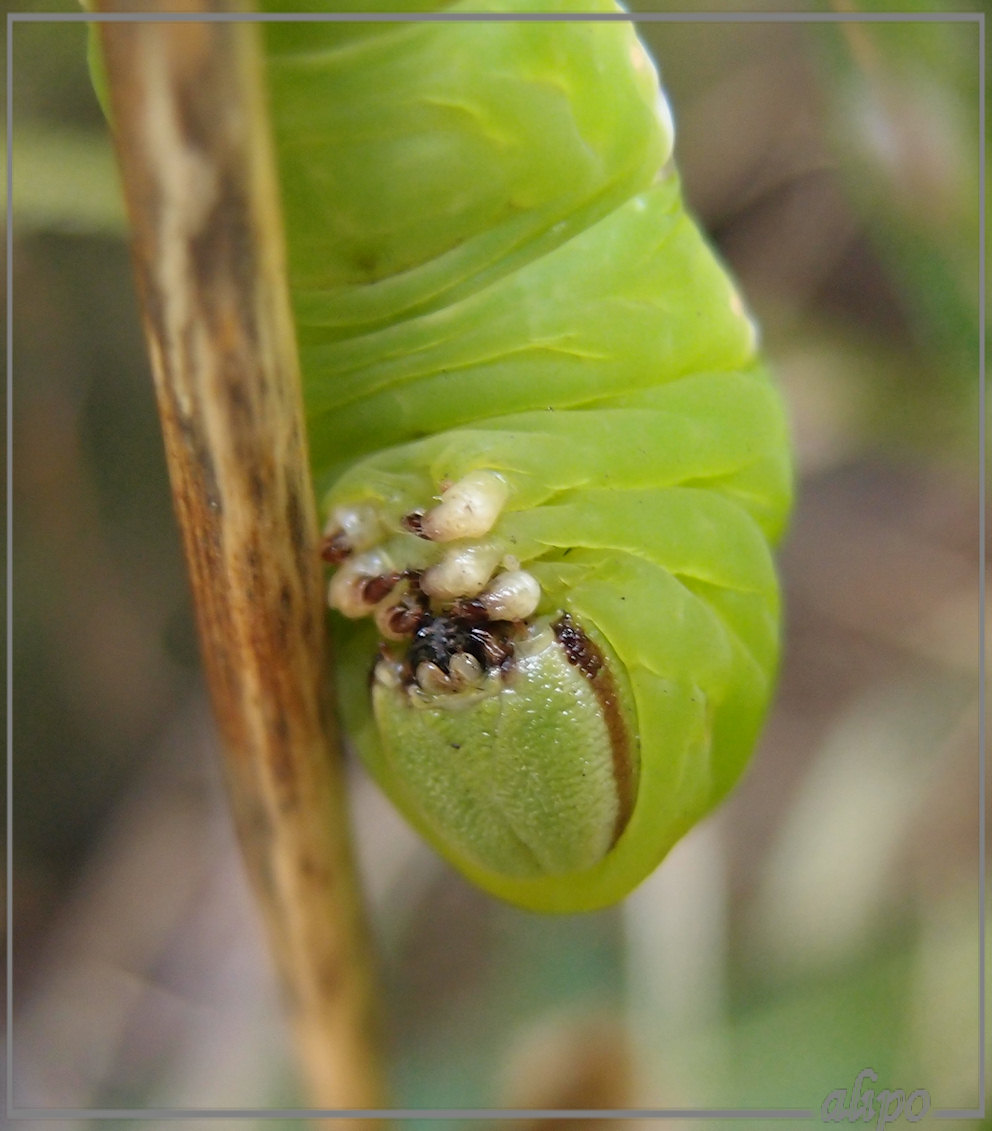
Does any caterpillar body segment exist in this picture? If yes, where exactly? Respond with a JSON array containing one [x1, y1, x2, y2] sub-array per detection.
[[260, 1, 792, 911]]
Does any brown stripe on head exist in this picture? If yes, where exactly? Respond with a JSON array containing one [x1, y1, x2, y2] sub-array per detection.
[[553, 613, 637, 845]]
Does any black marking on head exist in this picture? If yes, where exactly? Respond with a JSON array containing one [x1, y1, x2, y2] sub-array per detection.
[[408, 613, 513, 676], [554, 612, 603, 678], [553, 613, 635, 846]]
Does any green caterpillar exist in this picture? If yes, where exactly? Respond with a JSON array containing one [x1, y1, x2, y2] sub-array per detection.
[[260, 1, 792, 913]]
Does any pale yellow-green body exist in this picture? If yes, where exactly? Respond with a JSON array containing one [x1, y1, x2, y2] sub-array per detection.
[[258, 2, 793, 911]]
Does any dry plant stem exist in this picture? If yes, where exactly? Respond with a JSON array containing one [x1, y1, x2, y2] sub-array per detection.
[[95, 1, 387, 1116]]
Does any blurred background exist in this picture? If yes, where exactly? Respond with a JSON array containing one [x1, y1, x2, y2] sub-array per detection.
[[5, 0, 987, 1126]]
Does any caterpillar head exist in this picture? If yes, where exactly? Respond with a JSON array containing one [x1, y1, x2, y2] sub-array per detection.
[[322, 470, 640, 883]]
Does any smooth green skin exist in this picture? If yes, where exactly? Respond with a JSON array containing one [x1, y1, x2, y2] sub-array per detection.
[[373, 623, 633, 878], [259, 1, 793, 911], [263, 0, 666, 351]]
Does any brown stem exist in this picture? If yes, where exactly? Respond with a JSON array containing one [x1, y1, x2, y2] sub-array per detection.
[[94, 0, 387, 1116]]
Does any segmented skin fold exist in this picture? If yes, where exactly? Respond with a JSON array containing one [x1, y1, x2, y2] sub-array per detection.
[[261, 0, 793, 912]]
